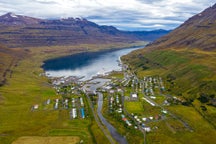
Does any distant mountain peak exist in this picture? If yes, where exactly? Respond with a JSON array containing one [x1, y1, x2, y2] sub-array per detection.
[[1, 12, 18, 19], [6, 12, 18, 18], [0, 12, 41, 26]]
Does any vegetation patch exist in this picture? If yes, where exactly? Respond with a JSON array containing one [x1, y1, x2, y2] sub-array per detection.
[[125, 101, 143, 114], [12, 136, 80, 144]]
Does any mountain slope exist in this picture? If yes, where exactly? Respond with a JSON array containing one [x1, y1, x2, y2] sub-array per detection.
[[0, 44, 26, 86], [146, 3, 216, 51], [0, 13, 169, 48], [123, 3, 216, 128]]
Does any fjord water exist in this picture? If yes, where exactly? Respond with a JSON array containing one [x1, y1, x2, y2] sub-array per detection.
[[43, 46, 143, 80]]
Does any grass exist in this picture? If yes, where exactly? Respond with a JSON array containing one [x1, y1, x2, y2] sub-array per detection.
[[12, 136, 80, 144], [167, 105, 216, 144], [0, 46, 26, 86], [153, 96, 166, 105], [125, 101, 143, 114], [107, 71, 124, 79], [144, 104, 216, 144]]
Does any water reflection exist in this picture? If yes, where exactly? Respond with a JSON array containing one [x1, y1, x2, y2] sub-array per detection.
[[43, 46, 143, 80]]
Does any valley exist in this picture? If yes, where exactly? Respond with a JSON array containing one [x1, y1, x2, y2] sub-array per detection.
[[0, 42, 147, 144], [0, 1, 216, 144]]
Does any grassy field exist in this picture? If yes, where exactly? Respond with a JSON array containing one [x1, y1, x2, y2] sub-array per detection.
[[125, 101, 143, 114], [12, 136, 80, 144], [0, 42, 147, 144]]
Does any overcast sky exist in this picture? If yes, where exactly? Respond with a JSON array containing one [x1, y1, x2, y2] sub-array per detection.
[[0, 0, 215, 31]]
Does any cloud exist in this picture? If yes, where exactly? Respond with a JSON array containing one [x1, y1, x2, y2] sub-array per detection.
[[0, 0, 215, 30]]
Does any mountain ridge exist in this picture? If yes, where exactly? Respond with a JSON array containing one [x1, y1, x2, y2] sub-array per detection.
[[145, 4, 216, 51], [0, 12, 170, 48]]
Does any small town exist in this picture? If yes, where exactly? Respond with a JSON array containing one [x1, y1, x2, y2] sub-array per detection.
[[31, 63, 193, 143]]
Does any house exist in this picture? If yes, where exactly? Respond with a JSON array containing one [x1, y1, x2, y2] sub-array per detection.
[[142, 117, 147, 121], [33, 104, 39, 110], [144, 127, 151, 132], [80, 108, 85, 118], [54, 102, 58, 109], [80, 97, 84, 107], [131, 93, 138, 101], [72, 108, 77, 118]]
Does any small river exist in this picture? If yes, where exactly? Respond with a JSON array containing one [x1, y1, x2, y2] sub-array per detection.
[[42, 46, 143, 80], [97, 92, 128, 144]]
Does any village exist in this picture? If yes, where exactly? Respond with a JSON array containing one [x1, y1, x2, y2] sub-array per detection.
[[31, 64, 192, 143], [31, 76, 88, 120], [100, 73, 169, 133]]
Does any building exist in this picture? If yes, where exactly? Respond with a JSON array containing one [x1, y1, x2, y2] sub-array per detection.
[[80, 108, 85, 118], [130, 93, 138, 101]]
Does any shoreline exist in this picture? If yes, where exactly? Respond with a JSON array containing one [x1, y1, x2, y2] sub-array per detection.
[[42, 45, 146, 80]]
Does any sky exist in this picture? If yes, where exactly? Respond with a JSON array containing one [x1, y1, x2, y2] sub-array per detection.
[[0, 0, 215, 31]]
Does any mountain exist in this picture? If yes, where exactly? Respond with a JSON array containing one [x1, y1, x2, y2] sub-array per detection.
[[124, 29, 171, 41], [122, 4, 216, 127], [0, 12, 41, 25], [0, 13, 169, 48], [146, 3, 216, 51]]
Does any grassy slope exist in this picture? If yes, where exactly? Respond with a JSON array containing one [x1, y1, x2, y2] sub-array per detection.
[[0, 42, 147, 144], [123, 48, 216, 100], [0, 45, 26, 86], [122, 48, 216, 143]]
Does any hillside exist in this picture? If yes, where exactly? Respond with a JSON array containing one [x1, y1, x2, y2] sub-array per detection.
[[0, 13, 169, 48], [145, 4, 216, 51], [123, 4, 216, 127], [0, 44, 26, 86]]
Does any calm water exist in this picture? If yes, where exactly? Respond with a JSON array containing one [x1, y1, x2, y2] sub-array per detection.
[[42, 46, 143, 80]]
